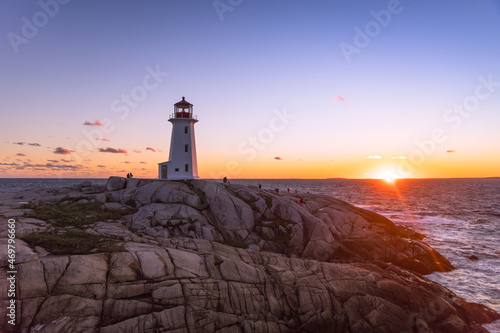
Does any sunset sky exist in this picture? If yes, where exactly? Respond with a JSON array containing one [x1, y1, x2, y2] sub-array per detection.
[[1, 0, 500, 179]]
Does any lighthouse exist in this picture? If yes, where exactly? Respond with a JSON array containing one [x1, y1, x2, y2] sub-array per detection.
[[158, 97, 199, 180]]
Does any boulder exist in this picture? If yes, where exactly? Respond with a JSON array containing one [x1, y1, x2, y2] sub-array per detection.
[[126, 178, 141, 189], [106, 176, 127, 191]]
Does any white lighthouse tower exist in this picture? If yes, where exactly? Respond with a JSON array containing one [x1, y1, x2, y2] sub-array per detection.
[[158, 97, 199, 180]]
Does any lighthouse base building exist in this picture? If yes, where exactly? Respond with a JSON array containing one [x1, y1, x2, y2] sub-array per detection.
[[158, 97, 199, 180]]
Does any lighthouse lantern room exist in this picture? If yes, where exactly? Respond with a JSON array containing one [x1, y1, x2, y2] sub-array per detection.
[[158, 97, 199, 180]]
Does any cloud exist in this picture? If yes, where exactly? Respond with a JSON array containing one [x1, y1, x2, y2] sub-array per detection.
[[139, 161, 147, 164], [16, 153, 26, 157], [0, 163, 19, 166], [15, 163, 83, 171], [391, 156, 407, 159], [146, 147, 156, 152], [53, 147, 73, 155], [61, 159, 72, 162], [98, 147, 127, 154], [83, 120, 103, 126], [333, 95, 345, 102], [274, 156, 283, 160], [122, 161, 131, 164], [365, 155, 382, 159], [47, 159, 59, 163], [98, 138, 111, 142], [133, 149, 142, 153], [12, 142, 41, 146], [446, 150, 456, 153], [97, 165, 106, 168]]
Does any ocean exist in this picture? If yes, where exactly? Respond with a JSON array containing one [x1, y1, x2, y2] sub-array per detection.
[[1, 177, 499, 330]]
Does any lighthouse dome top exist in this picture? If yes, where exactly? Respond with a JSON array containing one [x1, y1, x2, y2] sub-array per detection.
[[174, 97, 193, 107]]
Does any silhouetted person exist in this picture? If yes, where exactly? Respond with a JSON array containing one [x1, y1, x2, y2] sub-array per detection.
[[258, 184, 262, 189], [130, 173, 134, 178], [126, 173, 130, 178], [223, 176, 227, 183]]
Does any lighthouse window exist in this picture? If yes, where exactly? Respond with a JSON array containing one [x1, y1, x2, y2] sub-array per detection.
[[175, 168, 179, 172], [185, 164, 189, 172], [184, 126, 188, 134], [184, 144, 189, 152]]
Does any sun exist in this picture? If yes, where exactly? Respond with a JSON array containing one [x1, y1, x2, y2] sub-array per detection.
[[376, 169, 399, 183], [383, 173, 397, 183]]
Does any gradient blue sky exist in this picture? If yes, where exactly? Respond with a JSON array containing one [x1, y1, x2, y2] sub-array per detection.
[[1, 0, 500, 179]]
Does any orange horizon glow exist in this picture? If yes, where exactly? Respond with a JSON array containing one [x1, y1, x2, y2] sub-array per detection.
[[1, 156, 499, 180], [1, 136, 499, 179]]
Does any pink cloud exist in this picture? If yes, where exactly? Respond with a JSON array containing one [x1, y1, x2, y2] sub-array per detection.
[[133, 149, 142, 153], [146, 147, 156, 152], [16, 153, 26, 157], [83, 120, 103, 126], [53, 147, 73, 155], [98, 147, 127, 154]]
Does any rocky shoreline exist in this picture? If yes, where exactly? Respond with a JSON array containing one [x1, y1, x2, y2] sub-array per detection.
[[1, 177, 499, 332]]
